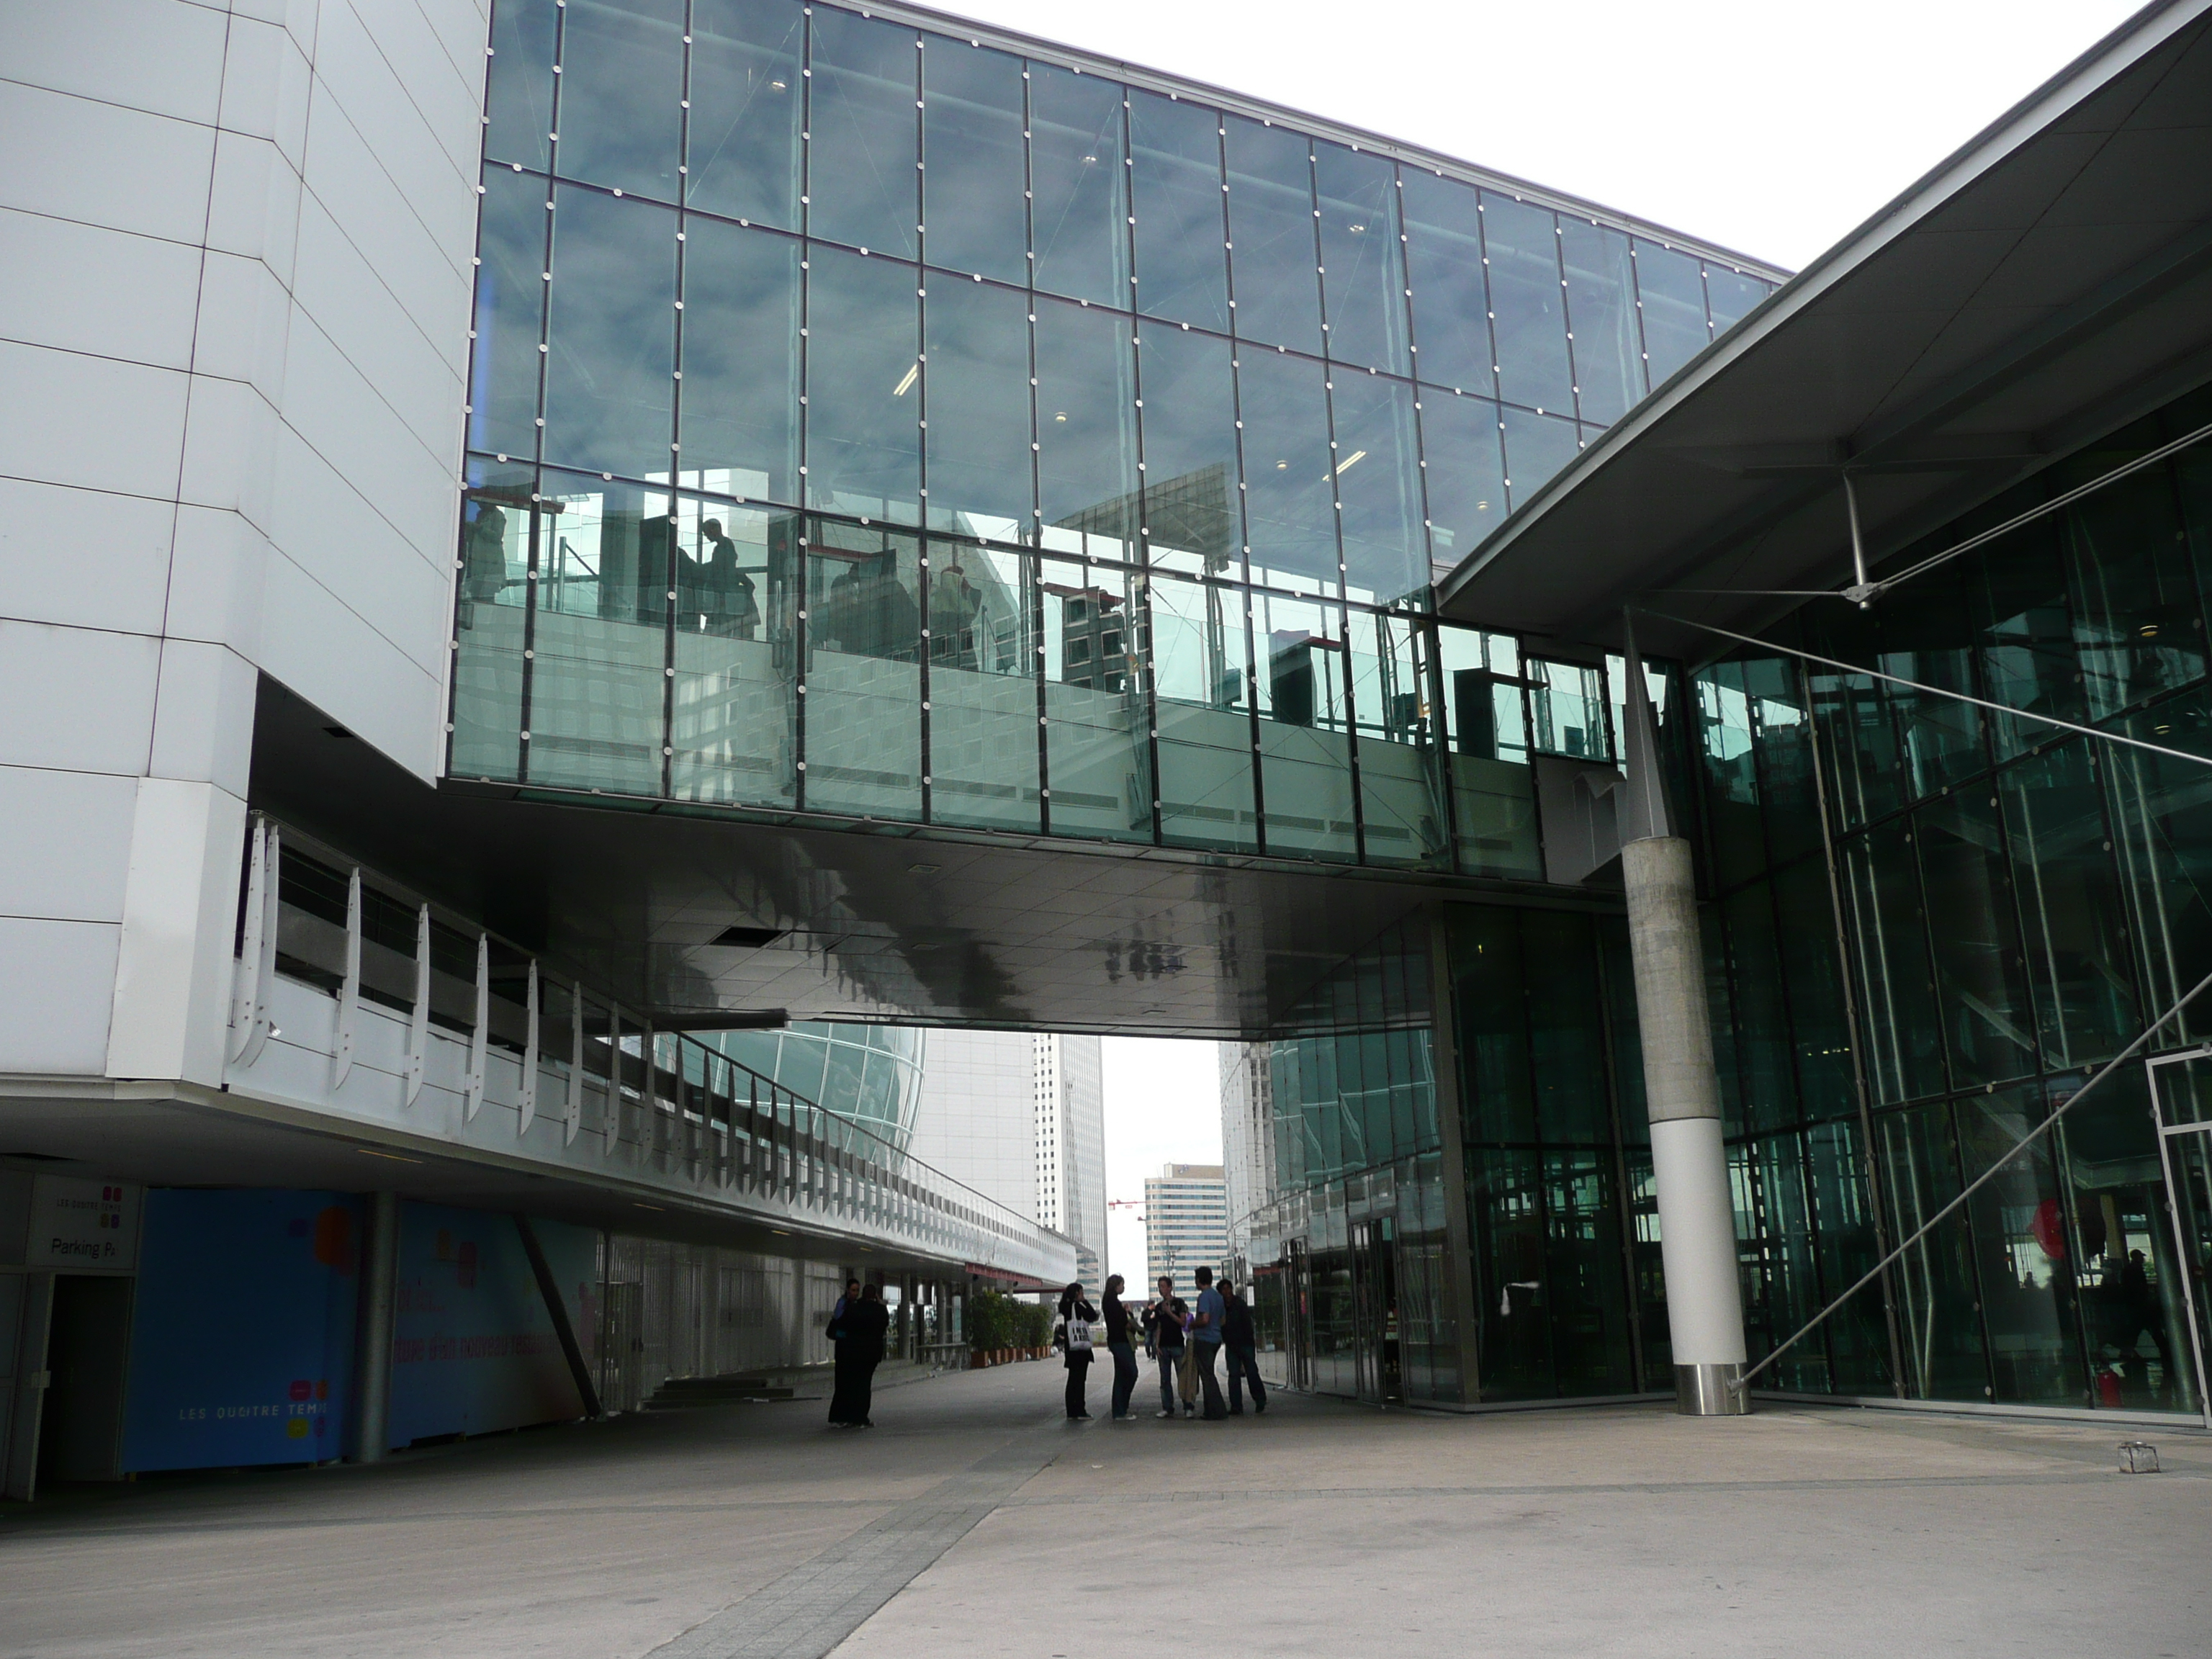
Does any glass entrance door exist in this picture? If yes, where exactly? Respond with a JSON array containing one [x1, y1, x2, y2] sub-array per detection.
[[2148, 1052, 2212, 1427], [1350, 1217, 1402, 1405], [2155, 1123, 2212, 1428]]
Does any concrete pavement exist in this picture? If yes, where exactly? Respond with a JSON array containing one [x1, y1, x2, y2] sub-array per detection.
[[1, 1361, 2206, 1658]]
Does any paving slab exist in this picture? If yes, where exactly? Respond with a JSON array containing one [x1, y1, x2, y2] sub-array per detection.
[[0, 1361, 2204, 1659]]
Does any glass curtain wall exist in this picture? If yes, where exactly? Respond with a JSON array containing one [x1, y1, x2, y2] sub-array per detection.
[[457, 0, 1774, 875], [1696, 384, 2212, 1415], [1237, 923, 1462, 1406]]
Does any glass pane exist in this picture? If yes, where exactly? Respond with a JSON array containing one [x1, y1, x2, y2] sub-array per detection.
[[1723, 884, 1796, 1133], [806, 8, 917, 258], [2105, 685, 2212, 1040], [1450, 905, 1534, 1143], [1560, 219, 1640, 425], [1771, 858, 1854, 1120], [1480, 194, 1570, 416], [920, 36, 1027, 284], [923, 277, 1033, 537], [1416, 390, 1506, 566], [1878, 1102, 1991, 1401], [1706, 267, 1768, 333], [1465, 1146, 1550, 1397], [1129, 91, 1228, 333], [2062, 456, 2203, 716], [1635, 240, 1709, 384], [1034, 296, 1138, 554], [1151, 571, 1256, 850], [526, 472, 671, 796], [1028, 64, 1128, 308], [1400, 171, 1493, 398], [452, 459, 534, 780], [1223, 117, 1320, 356], [1917, 793, 2038, 1087], [1312, 143, 1408, 377], [803, 520, 921, 819], [1133, 321, 1239, 576], [1436, 625, 1537, 877], [1254, 590, 1354, 860], [1995, 742, 2136, 1069], [555, 0, 683, 199], [1501, 406, 1580, 508], [927, 543, 1040, 832], [1351, 609, 1445, 868], [671, 501, 794, 806], [1330, 373, 1424, 607], [485, 0, 556, 172], [1845, 817, 1946, 1104], [1041, 555, 1151, 841], [678, 219, 798, 503], [1544, 1146, 1637, 1395], [470, 168, 548, 462], [803, 245, 919, 521], [1238, 349, 1336, 596], [1959, 1085, 2091, 1406], [544, 188, 675, 481], [687, 0, 804, 230], [1527, 658, 1609, 760]]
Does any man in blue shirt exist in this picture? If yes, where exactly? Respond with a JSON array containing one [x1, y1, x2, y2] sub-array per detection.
[[1190, 1266, 1230, 1420]]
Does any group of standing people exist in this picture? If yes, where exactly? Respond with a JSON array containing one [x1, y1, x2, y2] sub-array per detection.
[[1058, 1266, 1267, 1422]]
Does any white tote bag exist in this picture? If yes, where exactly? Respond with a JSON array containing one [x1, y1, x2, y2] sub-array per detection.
[[1064, 1310, 1094, 1354]]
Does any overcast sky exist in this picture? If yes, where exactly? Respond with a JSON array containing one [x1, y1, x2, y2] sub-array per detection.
[[930, 0, 2141, 271], [1026, 0, 2146, 1282]]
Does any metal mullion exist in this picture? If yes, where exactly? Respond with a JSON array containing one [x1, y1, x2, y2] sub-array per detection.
[[1218, 113, 1267, 855], [1550, 210, 1588, 432], [791, 10, 814, 814], [1939, 1095, 2003, 1406], [1116, 96, 1165, 847], [1304, 148, 1368, 861], [1627, 240, 1658, 405], [1032, 544, 1051, 834], [659, 6, 696, 802], [1423, 618, 1463, 868], [1470, 194, 1514, 505]]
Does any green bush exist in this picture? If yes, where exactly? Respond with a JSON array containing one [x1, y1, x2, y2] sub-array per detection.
[[968, 1290, 1056, 1352]]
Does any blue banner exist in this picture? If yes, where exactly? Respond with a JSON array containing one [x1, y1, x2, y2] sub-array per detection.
[[385, 1203, 595, 1448], [122, 1191, 360, 1472]]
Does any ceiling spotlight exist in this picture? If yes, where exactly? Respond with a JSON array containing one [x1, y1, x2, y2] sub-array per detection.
[[909, 862, 940, 873]]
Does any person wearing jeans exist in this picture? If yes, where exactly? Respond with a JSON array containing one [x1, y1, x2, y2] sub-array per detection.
[[1145, 1274, 1188, 1418], [1102, 1274, 1141, 1420], [1220, 1276, 1267, 1415], [1190, 1265, 1230, 1421]]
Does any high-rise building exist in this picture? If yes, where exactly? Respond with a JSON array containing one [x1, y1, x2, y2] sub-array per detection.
[[1037, 1035, 1107, 1285], [5, 0, 2204, 1502], [1220, 1043, 1273, 1269], [907, 1031, 1105, 1283], [1146, 1165, 1228, 1303]]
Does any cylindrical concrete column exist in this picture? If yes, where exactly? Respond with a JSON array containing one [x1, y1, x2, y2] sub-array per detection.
[[351, 1190, 402, 1461], [1622, 835, 1749, 1416]]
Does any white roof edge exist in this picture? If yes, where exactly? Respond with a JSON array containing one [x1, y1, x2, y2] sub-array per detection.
[[1437, 0, 2212, 611]]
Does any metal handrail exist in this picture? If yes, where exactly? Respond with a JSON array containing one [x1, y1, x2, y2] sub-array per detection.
[[234, 813, 1065, 1264]]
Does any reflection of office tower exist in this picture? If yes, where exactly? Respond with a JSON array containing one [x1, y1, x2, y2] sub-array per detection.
[[907, 1030, 1037, 1221], [1051, 588, 1130, 693], [906, 1031, 1106, 1284]]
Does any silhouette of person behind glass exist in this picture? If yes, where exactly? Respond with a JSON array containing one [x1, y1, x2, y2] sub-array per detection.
[[699, 518, 760, 639]]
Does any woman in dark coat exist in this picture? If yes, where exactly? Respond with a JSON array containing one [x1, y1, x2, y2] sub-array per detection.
[[1058, 1282, 1097, 1420], [831, 1284, 891, 1428], [826, 1277, 864, 1426]]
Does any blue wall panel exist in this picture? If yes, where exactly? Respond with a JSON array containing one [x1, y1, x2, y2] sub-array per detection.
[[121, 1190, 361, 1472], [385, 1203, 594, 1448]]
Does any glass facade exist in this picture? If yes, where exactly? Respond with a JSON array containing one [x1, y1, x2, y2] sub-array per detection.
[[1689, 383, 2212, 1415], [1236, 386, 2212, 1416], [714, 1021, 923, 1148], [456, 0, 1774, 874]]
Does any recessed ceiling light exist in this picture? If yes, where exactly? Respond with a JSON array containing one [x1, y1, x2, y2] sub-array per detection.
[[909, 863, 940, 873], [356, 1147, 423, 1164]]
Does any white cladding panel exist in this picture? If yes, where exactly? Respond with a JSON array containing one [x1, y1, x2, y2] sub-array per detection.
[[0, 0, 490, 1079]]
